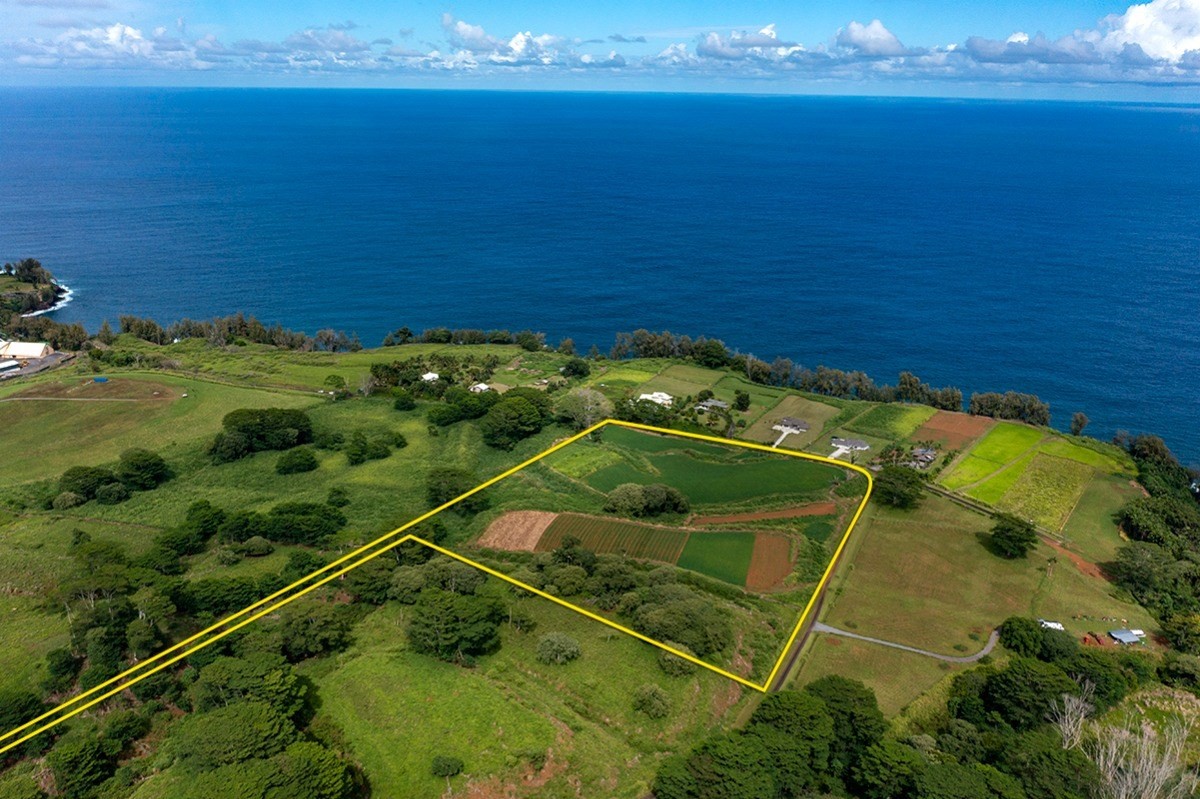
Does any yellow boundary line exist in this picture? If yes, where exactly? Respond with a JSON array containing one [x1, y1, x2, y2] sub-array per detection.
[[0, 420, 871, 754]]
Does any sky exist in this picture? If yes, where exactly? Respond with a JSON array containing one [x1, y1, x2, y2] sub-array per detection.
[[2, 0, 1200, 98]]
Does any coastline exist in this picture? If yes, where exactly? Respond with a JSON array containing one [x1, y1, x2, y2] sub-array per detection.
[[19, 282, 73, 318]]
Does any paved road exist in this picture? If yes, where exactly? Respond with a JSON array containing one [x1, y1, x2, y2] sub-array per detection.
[[812, 622, 999, 663]]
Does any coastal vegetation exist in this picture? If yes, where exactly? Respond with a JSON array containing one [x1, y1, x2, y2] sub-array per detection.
[[0, 303, 1197, 798]]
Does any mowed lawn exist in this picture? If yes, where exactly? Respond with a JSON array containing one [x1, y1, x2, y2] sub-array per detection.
[[743, 395, 841, 449], [821, 494, 1154, 655], [677, 531, 756, 585], [844, 404, 937, 442], [0, 374, 318, 483]]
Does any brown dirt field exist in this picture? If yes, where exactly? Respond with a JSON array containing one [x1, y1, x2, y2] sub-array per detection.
[[477, 511, 558, 551], [912, 410, 995, 449], [745, 534, 794, 592], [13, 378, 178, 401], [690, 502, 837, 526], [1046, 539, 1106, 580]]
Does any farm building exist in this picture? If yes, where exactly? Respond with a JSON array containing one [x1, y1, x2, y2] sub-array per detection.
[[772, 417, 810, 434], [420, 372, 439, 382], [1108, 629, 1144, 645], [832, 437, 870, 451], [696, 398, 729, 413], [638, 391, 673, 407], [1038, 619, 1065, 631], [0, 339, 53, 359], [0, 359, 19, 373], [469, 383, 491, 393]]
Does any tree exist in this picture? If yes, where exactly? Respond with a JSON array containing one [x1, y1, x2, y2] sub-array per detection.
[[984, 657, 1077, 731], [1087, 719, 1199, 799], [1070, 412, 1089, 436], [633, 684, 670, 719], [276, 447, 319, 475], [425, 468, 489, 514], [652, 733, 777, 799], [1163, 613, 1200, 655], [479, 395, 544, 450], [189, 654, 308, 720], [561, 357, 590, 377], [852, 738, 926, 799], [536, 632, 582, 665], [745, 691, 835, 791], [991, 513, 1039, 559], [95, 482, 131, 505], [323, 374, 346, 391], [915, 762, 1026, 799], [278, 741, 354, 799], [555, 388, 614, 430], [59, 465, 117, 500], [407, 589, 502, 662], [392, 389, 416, 411], [277, 602, 352, 661], [999, 616, 1045, 657], [803, 676, 887, 776], [116, 448, 172, 490], [874, 466, 925, 509], [431, 754, 464, 778], [733, 390, 751, 412], [169, 701, 297, 772], [46, 739, 115, 799]]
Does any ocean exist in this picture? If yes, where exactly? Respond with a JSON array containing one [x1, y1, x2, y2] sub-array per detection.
[[1, 88, 1197, 460]]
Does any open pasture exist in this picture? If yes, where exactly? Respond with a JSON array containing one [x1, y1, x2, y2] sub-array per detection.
[[1061, 475, 1144, 563], [637, 363, 720, 399], [844, 403, 937, 441]]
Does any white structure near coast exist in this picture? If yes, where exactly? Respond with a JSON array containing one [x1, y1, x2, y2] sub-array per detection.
[[0, 339, 53, 359]]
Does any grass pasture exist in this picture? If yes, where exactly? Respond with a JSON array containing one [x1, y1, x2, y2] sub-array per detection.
[[544, 445, 624, 479], [743, 394, 841, 449], [819, 494, 1153, 656], [637, 363, 720, 399], [964, 451, 1037, 505], [844, 403, 937, 442], [677, 531, 756, 586], [1061, 474, 1143, 563], [535, 514, 690, 563]]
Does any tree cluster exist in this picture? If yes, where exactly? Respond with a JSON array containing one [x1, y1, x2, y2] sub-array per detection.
[[603, 483, 690, 517], [967, 392, 1052, 426], [53, 448, 172, 509], [209, 408, 314, 463]]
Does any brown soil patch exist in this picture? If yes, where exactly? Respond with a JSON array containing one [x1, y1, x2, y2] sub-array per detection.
[[477, 511, 558, 552], [913, 410, 995, 449], [691, 502, 837, 526], [13, 378, 178, 401], [745, 534, 794, 592], [1046, 539, 1106, 580]]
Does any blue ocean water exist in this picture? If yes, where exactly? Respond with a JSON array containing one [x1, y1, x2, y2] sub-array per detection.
[[1, 88, 1197, 460]]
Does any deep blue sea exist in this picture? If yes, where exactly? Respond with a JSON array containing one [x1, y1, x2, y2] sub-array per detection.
[[1, 89, 1197, 460]]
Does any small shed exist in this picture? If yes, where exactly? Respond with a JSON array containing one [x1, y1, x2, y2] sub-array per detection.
[[1108, 629, 1142, 645], [0, 360, 19, 373], [1038, 619, 1065, 631], [469, 383, 490, 393], [420, 372, 440, 382]]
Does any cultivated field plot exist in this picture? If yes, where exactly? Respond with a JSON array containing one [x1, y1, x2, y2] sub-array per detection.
[[743, 394, 841, 448], [995, 453, 1094, 531], [844, 403, 937, 441], [535, 513, 690, 563], [677, 531, 756, 585], [910, 410, 995, 450], [939, 422, 1045, 490], [637, 363, 720, 399]]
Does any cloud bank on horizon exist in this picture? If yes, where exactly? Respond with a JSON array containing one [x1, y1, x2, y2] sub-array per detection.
[[3, 0, 1200, 89]]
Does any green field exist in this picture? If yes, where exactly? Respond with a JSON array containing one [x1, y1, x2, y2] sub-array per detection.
[[844, 404, 938, 441], [1061, 474, 1143, 563], [743, 394, 842, 449], [996, 453, 1095, 530], [965, 451, 1037, 504], [820, 495, 1154, 656], [0, 374, 318, 483], [677, 531, 755, 585], [304, 590, 757, 798], [940, 423, 1046, 490], [1040, 437, 1135, 475], [637, 363, 720, 399], [544, 445, 624, 479], [536, 514, 690, 563]]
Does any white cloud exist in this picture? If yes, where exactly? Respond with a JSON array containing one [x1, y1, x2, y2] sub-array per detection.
[[1101, 0, 1200, 60], [836, 19, 910, 57]]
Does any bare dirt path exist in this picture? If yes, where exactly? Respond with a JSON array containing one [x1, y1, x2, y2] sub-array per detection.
[[811, 622, 999, 663]]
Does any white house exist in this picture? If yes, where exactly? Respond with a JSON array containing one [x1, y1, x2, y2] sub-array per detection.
[[1038, 619, 1066, 631], [638, 391, 673, 407], [420, 372, 439, 383], [469, 383, 490, 393], [0, 340, 52, 359]]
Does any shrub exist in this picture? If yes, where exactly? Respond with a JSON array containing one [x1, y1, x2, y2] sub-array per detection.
[[238, 536, 275, 557], [116, 448, 172, 490], [59, 465, 117, 500], [95, 482, 131, 505], [657, 642, 698, 677], [326, 486, 350, 508], [214, 547, 243, 566], [431, 755, 464, 778], [632, 684, 670, 719], [536, 632, 581, 665], [52, 491, 86, 510], [211, 408, 313, 462], [276, 447, 319, 475], [393, 390, 416, 411]]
